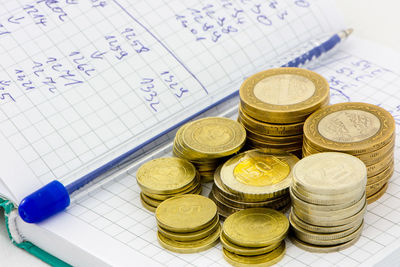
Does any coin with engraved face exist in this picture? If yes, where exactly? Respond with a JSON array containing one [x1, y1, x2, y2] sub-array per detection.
[[303, 102, 395, 154], [293, 152, 367, 195], [240, 67, 329, 123]]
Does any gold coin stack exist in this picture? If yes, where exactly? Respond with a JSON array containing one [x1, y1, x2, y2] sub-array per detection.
[[173, 117, 246, 182], [209, 149, 299, 218], [303, 102, 396, 203], [155, 194, 221, 253], [136, 157, 201, 212], [290, 152, 367, 252], [221, 208, 288, 266], [238, 67, 330, 157]]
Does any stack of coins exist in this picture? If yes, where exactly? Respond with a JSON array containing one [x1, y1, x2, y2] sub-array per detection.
[[290, 152, 367, 252], [136, 157, 201, 212], [238, 67, 330, 156], [156, 194, 221, 253], [209, 149, 298, 218], [303, 102, 395, 203], [173, 117, 246, 182], [221, 208, 288, 266]]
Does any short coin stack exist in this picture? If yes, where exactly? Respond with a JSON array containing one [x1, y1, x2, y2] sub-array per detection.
[[238, 67, 330, 157], [209, 149, 298, 218], [136, 157, 201, 212], [303, 102, 395, 203], [156, 194, 221, 253], [290, 152, 367, 252], [221, 208, 288, 266], [173, 117, 246, 182]]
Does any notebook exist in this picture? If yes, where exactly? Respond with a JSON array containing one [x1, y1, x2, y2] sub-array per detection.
[[1, 0, 399, 266]]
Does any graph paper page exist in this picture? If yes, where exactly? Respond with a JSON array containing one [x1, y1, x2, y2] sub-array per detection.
[[0, 0, 344, 202], [18, 36, 400, 267]]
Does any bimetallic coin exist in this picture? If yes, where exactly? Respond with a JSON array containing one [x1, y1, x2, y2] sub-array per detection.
[[367, 163, 394, 185], [157, 224, 221, 253], [289, 210, 364, 234], [367, 152, 394, 177], [291, 184, 365, 206], [157, 215, 219, 242], [367, 183, 388, 204], [181, 117, 246, 159], [292, 220, 364, 246], [292, 202, 366, 227], [223, 242, 286, 267], [246, 136, 303, 151], [223, 208, 289, 247], [221, 149, 299, 198], [303, 102, 395, 154], [292, 152, 367, 195], [238, 106, 304, 136], [366, 175, 391, 197], [239, 67, 330, 123], [245, 127, 303, 144], [220, 232, 281, 256], [290, 213, 363, 241], [136, 157, 196, 194], [156, 194, 217, 233], [290, 231, 362, 253]]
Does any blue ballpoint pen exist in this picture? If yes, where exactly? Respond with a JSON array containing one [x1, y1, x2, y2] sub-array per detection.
[[18, 28, 353, 223]]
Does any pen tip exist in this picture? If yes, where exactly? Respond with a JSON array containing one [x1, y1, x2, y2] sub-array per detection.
[[344, 28, 354, 37]]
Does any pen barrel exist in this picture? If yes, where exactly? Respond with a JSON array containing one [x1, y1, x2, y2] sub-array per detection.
[[18, 180, 70, 223]]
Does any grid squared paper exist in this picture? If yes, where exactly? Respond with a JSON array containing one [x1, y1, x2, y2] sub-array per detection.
[[65, 46, 400, 266], [0, 0, 339, 192]]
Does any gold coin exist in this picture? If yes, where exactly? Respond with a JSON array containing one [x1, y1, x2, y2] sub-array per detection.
[[223, 242, 286, 267], [157, 224, 221, 253], [220, 149, 299, 199], [214, 165, 248, 202], [293, 152, 367, 195], [367, 152, 394, 177], [291, 184, 365, 206], [239, 67, 329, 123], [246, 136, 303, 150], [220, 232, 281, 256], [303, 102, 395, 154], [140, 192, 162, 207], [290, 213, 363, 241], [140, 193, 157, 212], [211, 188, 290, 210], [137, 157, 196, 194], [144, 181, 201, 201], [303, 137, 395, 165], [367, 162, 394, 185], [292, 220, 364, 246], [181, 117, 246, 159], [238, 106, 304, 136], [223, 208, 289, 247], [245, 127, 303, 144], [293, 201, 366, 227], [158, 215, 219, 242], [156, 194, 217, 233], [366, 174, 391, 197], [290, 231, 362, 253], [367, 182, 388, 204], [289, 210, 363, 234]]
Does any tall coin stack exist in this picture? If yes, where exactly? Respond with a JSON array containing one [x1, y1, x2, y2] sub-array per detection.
[[303, 102, 395, 203], [221, 208, 288, 266], [209, 149, 298, 218], [173, 117, 246, 182], [238, 67, 330, 157], [156, 195, 221, 253], [136, 158, 201, 212], [290, 152, 367, 252]]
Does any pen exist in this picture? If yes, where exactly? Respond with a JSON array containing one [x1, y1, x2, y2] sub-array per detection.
[[18, 28, 354, 224], [279, 28, 353, 68]]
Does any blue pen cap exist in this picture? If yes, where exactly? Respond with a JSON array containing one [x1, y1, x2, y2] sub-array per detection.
[[18, 180, 70, 223]]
